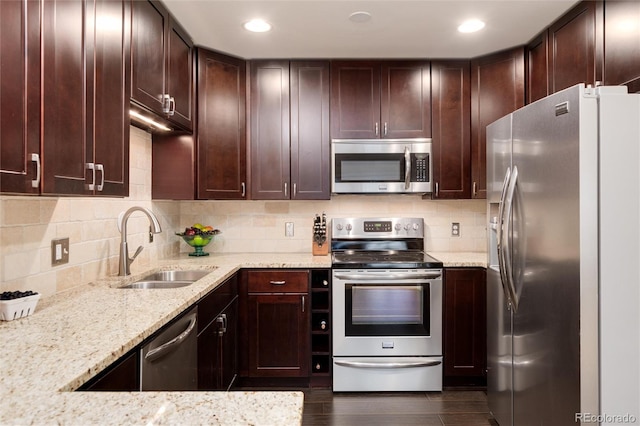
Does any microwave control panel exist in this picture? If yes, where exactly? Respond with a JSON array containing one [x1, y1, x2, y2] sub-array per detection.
[[412, 154, 429, 182]]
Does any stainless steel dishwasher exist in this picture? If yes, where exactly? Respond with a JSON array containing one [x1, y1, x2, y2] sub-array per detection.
[[141, 306, 198, 390]]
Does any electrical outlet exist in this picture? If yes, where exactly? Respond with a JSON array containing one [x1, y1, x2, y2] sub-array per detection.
[[285, 222, 294, 237], [51, 238, 70, 266], [451, 222, 460, 237]]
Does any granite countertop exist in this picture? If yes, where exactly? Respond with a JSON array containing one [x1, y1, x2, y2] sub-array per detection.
[[0, 251, 484, 425]]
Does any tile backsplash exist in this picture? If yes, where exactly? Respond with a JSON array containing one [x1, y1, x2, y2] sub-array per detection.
[[1, 126, 486, 297]]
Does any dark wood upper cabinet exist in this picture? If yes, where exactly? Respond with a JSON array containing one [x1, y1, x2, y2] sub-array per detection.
[[249, 60, 290, 200], [249, 60, 330, 200], [41, 0, 129, 196], [548, 1, 603, 94], [197, 49, 247, 200], [471, 48, 524, 200], [604, 0, 640, 92], [290, 61, 331, 200], [526, 31, 549, 104], [330, 61, 431, 139], [0, 0, 40, 194], [430, 61, 471, 200], [131, 0, 193, 131]]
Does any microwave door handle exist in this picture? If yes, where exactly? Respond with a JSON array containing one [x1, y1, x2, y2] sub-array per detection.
[[404, 146, 411, 190]]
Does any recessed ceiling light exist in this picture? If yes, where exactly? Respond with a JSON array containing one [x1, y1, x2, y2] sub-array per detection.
[[349, 11, 372, 23], [243, 19, 272, 33], [458, 19, 485, 33]]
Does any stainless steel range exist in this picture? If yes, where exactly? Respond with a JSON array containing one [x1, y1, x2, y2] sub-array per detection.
[[331, 217, 443, 392]]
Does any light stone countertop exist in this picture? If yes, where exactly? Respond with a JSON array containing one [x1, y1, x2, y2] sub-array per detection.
[[0, 251, 484, 425]]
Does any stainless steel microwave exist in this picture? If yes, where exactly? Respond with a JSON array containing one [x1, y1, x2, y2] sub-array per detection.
[[331, 138, 433, 194]]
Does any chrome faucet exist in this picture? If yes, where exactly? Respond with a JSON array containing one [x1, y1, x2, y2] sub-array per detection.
[[118, 206, 162, 276]]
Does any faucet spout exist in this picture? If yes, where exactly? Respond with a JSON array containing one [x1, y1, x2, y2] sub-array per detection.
[[118, 206, 162, 276]]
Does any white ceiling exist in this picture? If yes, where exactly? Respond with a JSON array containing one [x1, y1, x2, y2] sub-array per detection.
[[162, 0, 580, 59]]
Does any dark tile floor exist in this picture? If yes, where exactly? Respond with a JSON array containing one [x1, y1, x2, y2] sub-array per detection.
[[302, 389, 495, 426]]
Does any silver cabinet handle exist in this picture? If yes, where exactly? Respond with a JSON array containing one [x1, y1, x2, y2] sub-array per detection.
[[301, 295, 305, 313], [434, 182, 439, 198], [30, 153, 40, 188], [241, 182, 246, 197], [473, 181, 478, 197], [270, 280, 286, 285], [384, 122, 388, 136], [145, 314, 197, 362], [335, 359, 441, 369], [404, 146, 411, 190], [85, 162, 95, 191], [161, 94, 171, 115], [293, 183, 297, 197], [216, 313, 227, 337], [375, 122, 379, 136], [168, 96, 176, 116], [95, 164, 104, 191], [284, 182, 288, 197]]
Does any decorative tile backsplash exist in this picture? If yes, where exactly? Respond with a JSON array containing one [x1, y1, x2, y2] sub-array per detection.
[[0, 126, 486, 297]]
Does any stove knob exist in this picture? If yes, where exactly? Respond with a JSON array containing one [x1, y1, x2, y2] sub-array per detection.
[[394, 223, 402, 231], [403, 224, 410, 231], [412, 223, 420, 231], [345, 224, 353, 231], [336, 224, 343, 231]]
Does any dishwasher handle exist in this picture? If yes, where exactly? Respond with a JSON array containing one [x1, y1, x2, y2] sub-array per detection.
[[145, 314, 197, 362]]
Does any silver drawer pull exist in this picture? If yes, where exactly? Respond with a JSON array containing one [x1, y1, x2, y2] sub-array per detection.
[[270, 280, 286, 285]]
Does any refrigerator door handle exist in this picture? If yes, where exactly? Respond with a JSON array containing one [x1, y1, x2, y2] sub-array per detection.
[[502, 166, 519, 311], [497, 167, 512, 303]]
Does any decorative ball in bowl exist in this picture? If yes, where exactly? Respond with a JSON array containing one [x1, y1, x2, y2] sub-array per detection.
[[176, 224, 221, 257]]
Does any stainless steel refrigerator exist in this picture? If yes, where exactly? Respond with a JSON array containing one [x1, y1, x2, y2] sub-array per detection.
[[486, 84, 640, 425]]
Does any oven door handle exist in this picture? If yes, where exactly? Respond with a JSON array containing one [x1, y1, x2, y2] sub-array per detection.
[[333, 273, 441, 281], [335, 359, 442, 369]]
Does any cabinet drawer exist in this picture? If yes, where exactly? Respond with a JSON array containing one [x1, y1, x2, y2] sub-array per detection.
[[247, 270, 309, 293]]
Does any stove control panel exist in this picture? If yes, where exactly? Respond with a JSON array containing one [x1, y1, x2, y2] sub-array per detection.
[[332, 217, 424, 238]]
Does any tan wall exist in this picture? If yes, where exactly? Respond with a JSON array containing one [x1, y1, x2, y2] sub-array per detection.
[[1, 126, 486, 297]]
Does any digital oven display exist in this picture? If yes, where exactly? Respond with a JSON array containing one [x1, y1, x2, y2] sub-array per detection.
[[363, 221, 392, 232]]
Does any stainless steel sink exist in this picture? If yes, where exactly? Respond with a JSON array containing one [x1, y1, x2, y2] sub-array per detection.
[[139, 270, 211, 282], [119, 269, 212, 289]]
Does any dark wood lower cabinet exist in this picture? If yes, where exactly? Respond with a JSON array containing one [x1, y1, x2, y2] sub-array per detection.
[[443, 268, 487, 387], [197, 275, 238, 390], [240, 270, 310, 382], [79, 350, 140, 391]]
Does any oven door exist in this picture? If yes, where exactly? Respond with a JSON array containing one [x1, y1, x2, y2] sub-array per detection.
[[332, 269, 442, 357]]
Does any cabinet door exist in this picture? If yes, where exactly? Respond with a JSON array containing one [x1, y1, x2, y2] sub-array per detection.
[[131, 0, 166, 116], [41, 0, 91, 195], [83, 350, 140, 391], [221, 299, 238, 390], [471, 48, 524, 200], [604, 0, 640, 92], [290, 61, 330, 200], [197, 49, 246, 199], [431, 61, 471, 199], [166, 17, 193, 130], [92, 0, 130, 197], [548, 1, 602, 93], [526, 31, 549, 104], [247, 293, 310, 377], [443, 268, 487, 384], [0, 0, 40, 194], [330, 61, 381, 139], [249, 60, 290, 200], [381, 61, 431, 139]]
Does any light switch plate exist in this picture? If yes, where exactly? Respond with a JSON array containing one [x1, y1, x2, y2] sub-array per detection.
[[51, 238, 69, 266], [285, 222, 294, 237]]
